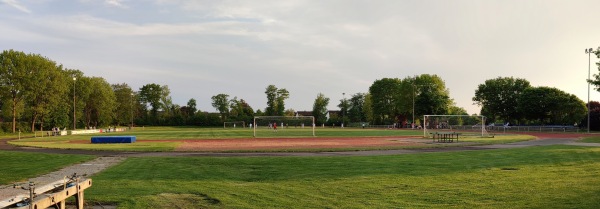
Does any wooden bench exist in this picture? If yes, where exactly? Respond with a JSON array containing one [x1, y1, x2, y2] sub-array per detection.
[[430, 132, 460, 143]]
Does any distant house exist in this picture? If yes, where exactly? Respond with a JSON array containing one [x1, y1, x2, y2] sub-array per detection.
[[295, 111, 313, 117]]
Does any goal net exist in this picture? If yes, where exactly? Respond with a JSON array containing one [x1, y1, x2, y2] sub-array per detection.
[[422, 115, 491, 138], [224, 121, 245, 128], [253, 116, 315, 137]]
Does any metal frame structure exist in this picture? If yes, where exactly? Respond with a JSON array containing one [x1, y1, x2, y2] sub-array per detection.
[[253, 116, 315, 137]]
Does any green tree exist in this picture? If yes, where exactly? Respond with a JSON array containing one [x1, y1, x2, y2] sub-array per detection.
[[347, 93, 366, 122], [312, 93, 330, 125], [186, 98, 197, 115], [23, 54, 66, 131], [413, 74, 451, 117], [81, 77, 116, 127], [518, 87, 586, 125], [369, 78, 402, 124], [112, 83, 135, 126], [211, 94, 230, 120], [0, 50, 29, 132], [276, 88, 289, 116], [264, 85, 289, 116], [473, 77, 531, 122], [265, 85, 278, 116], [337, 95, 350, 125], [363, 93, 374, 124], [139, 83, 164, 121]]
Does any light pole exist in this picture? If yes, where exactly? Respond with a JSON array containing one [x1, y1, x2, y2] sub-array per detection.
[[72, 77, 76, 130], [586, 48, 595, 133], [342, 92, 345, 128], [130, 93, 134, 129]]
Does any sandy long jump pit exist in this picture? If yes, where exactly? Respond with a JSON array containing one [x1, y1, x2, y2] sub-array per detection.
[[173, 137, 426, 151]]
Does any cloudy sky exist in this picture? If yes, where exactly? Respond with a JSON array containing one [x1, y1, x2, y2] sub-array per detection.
[[2, 0, 600, 114]]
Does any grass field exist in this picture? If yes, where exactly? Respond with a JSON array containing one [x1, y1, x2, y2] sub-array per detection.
[[84, 145, 600, 208], [7, 127, 535, 152], [0, 151, 94, 185], [581, 136, 600, 143]]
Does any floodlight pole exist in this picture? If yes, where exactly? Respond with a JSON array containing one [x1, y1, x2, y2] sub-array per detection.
[[130, 93, 134, 129], [73, 77, 76, 130], [586, 48, 595, 133], [342, 92, 345, 128]]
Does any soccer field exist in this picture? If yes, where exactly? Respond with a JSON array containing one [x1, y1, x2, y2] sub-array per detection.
[[7, 127, 534, 152]]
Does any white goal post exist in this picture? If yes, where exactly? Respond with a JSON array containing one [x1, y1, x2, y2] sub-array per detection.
[[423, 115, 490, 137], [224, 121, 245, 128], [253, 116, 315, 137]]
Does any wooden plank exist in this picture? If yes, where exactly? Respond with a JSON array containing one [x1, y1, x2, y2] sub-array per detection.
[[8, 179, 92, 209]]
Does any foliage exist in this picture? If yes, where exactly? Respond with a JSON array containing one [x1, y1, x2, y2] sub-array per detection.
[[112, 83, 135, 126], [362, 93, 374, 124], [369, 78, 402, 124], [0, 50, 29, 132], [473, 77, 531, 123], [413, 74, 451, 117], [138, 83, 164, 121], [211, 94, 230, 120], [264, 85, 289, 116], [580, 101, 600, 131], [518, 86, 587, 125], [312, 93, 329, 125]]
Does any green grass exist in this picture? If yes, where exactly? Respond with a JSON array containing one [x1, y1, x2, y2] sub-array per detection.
[[0, 151, 94, 185], [580, 136, 600, 143], [7, 127, 535, 152], [88, 145, 600, 208]]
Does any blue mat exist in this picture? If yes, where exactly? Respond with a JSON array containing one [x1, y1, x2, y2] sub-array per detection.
[[91, 136, 136, 143]]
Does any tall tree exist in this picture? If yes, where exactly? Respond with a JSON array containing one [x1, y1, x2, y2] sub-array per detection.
[[276, 88, 289, 116], [413, 74, 451, 117], [211, 94, 230, 120], [312, 93, 330, 125], [348, 93, 366, 122], [0, 50, 29, 132], [363, 93, 374, 124], [186, 98, 197, 115], [112, 83, 135, 126], [369, 78, 402, 124], [23, 54, 66, 131], [264, 85, 289, 116], [81, 77, 116, 127], [337, 95, 350, 124], [518, 87, 586, 125], [473, 77, 531, 122], [139, 83, 163, 121], [265, 85, 278, 116]]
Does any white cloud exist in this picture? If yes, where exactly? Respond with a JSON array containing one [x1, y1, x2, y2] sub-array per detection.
[[105, 0, 127, 8], [1, 0, 31, 13]]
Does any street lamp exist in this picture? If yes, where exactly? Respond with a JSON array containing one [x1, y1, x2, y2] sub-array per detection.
[[342, 92, 345, 128], [130, 93, 134, 129], [586, 48, 596, 133], [72, 77, 76, 130]]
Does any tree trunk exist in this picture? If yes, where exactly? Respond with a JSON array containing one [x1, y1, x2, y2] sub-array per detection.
[[11, 98, 16, 133]]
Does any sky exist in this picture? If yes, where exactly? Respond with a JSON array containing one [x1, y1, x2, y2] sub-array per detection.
[[2, 0, 600, 115]]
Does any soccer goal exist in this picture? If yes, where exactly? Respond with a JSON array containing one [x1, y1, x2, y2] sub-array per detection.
[[224, 121, 245, 128], [253, 116, 315, 137], [422, 115, 491, 138]]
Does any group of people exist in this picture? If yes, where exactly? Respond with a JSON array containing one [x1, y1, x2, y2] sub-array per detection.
[[50, 127, 63, 136]]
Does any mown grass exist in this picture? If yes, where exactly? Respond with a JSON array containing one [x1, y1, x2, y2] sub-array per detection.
[[7, 127, 535, 152], [88, 145, 600, 208], [0, 151, 94, 185], [580, 136, 600, 143]]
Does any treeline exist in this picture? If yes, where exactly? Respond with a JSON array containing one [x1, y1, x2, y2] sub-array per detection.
[[0, 49, 595, 133]]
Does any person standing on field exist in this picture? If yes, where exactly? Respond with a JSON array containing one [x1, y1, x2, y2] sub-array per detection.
[[273, 122, 278, 132]]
